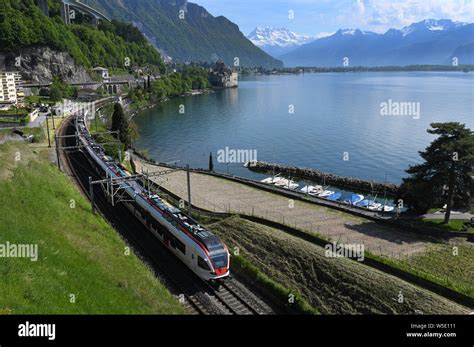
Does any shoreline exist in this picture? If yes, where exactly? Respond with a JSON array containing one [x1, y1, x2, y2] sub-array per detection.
[[241, 65, 473, 76], [127, 88, 214, 118]]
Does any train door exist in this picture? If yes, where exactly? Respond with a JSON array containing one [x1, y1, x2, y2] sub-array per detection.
[[163, 232, 170, 247]]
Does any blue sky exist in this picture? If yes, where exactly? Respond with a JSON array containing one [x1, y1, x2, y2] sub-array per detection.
[[194, 0, 474, 37]]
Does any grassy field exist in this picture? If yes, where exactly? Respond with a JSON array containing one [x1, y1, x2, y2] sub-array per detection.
[[420, 219, 474, 232], [230, 252, 319, 314], [0, 109, 29, 117], [380, 243, 474, 298], [207, 216, 470, 314], [0, 141, 186, 314], [24, 96, 56, 105]]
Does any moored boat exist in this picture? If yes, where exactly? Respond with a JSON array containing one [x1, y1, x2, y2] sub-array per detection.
[[301, 185, 324, 195], [318, 190, 335, 198], [326, 192, 342, 201], [260, 174, 281, 184], [274, 178, 298, 190], [344, 194, 364, 205]]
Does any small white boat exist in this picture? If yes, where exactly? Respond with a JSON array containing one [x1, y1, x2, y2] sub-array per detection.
[[310, 186, 324, 195], [318, 190, 335, 198], [244, 160, 257, 168], [382, 205, 395, 212], [261, 175, 281, 184], [274, 178, 298, 189], [301, 185, 323, 195], [367, 202, 383, 211], [284, 180, 299, 190], [274, 178, 294, 188]]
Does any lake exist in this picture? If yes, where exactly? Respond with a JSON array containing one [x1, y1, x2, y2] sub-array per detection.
[[133, 72, 474, 185]]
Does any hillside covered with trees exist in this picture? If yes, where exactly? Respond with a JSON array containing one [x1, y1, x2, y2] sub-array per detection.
[[0, 0, 165, 71], [82, 0, 283, 68]]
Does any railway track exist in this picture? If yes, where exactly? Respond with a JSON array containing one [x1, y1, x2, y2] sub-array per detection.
[[58, 115, 277, 315]]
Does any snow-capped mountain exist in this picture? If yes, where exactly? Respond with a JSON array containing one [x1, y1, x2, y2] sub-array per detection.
[[280, 19, 474, 67], [247, 27, 316, 58], [336, 29, 377, 36], [400, 19, 468, 36]]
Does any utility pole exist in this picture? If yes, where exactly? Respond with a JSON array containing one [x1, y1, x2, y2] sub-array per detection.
[[55, 134, 61, 170], [89, 176, 95, 214], [186, 164, 192, 216], [46, 115, 51, 148], [51, 112, 55, 130], [382, 173, 387, 217]]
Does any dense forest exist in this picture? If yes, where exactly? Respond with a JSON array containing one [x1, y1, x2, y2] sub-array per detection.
[[128, 67, 210, 107], [0, 0, 165, 71]]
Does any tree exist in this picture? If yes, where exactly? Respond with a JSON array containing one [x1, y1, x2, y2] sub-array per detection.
[[399, 122, 473, 223], [49, 83, 63, 102], [208, 152, 214, 171], [111, 102, 130, 148]]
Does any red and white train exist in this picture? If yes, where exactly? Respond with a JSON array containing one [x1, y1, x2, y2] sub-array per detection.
[[75, 111, 230, 281]]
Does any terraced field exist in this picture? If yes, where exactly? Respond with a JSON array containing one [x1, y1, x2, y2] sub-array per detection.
[[208, 216, 471, 314]]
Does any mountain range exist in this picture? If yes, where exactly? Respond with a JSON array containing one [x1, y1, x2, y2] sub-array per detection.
[[82, 0, 282, 68], [247, 27, 316, 57], [279, 19, 474, 67]]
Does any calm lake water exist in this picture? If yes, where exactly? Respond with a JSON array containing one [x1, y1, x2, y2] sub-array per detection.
[[134, 72, 474, 185]]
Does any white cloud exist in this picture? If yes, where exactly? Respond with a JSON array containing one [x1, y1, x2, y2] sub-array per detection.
[[365, 0, 474, 32], [331, 0, 474, 33], [356, 0, 366, 16]]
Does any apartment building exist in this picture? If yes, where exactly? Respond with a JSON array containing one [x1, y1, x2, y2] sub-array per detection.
[[0, 71, 23, 108]]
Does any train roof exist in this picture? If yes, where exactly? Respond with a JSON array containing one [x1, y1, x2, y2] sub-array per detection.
[[76, 113, 226, 254], [149, 195, 221, 248]]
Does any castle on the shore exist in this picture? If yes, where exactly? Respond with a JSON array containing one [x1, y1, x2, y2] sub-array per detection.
[[208, 59, 238, 89]]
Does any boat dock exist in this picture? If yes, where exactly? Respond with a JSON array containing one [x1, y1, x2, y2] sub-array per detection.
[[246, 160, 400, 196]]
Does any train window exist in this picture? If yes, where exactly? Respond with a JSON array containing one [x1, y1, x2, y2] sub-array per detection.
[[176, 239, 186, 254], [197, 256, 211, 271], [169, 236, 186, 254], [152, 223, 163, 236], [210, 253, 227, 269]]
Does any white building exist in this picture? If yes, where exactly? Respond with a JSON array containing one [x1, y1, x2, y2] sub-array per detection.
[[92, 67, 110, 83], [0, 71, 22, 106]]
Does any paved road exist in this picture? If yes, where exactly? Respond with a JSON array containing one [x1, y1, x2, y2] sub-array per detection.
[[27, 112, 50, 128], [135, 158, 438, 259], [0, 111, 50, 130]]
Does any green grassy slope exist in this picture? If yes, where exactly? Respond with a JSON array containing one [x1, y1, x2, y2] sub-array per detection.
[[0, 142, 185, 314]]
